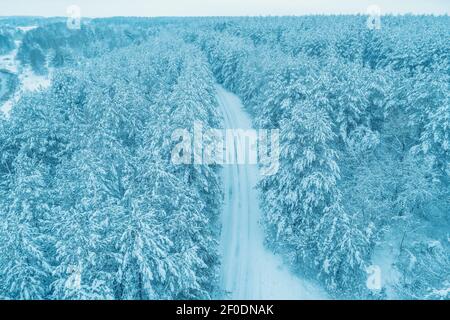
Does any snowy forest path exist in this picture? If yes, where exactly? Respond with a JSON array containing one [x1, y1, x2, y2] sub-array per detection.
[[216, 85, 327, 300]]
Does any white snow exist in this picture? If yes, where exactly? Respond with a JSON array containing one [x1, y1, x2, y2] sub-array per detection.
[[0, 41, 20, 115], [0, 54, 17, 73], [217, 85, 328, 300], [0, 39, 51, 116], [0, 40, 21, 73], [371, 228, 403, 299], [0, 99, 13, 115], [0, 28, 51, 116], [17, 26, 38, 32], [19, 68, 51, 92], [1, 68, 51, 116]]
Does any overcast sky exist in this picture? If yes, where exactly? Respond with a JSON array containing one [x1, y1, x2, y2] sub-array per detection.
[[1, 0, 449, 17]]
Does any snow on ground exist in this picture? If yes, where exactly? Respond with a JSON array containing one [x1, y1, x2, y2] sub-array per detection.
[[217, 85, 328, 300], [0, 26, 52, 116], [19, 68, 51, 92], [1, 68, 51, 115], [0, 72, 9, 98], [0, 41, 20, 73], [0, 54, 17, 73], [17, 26, 38, 32], [0, 38, 51, 116], [0, 99, 14, 115], [0, 41, 20, 115], [372, 238, 402, 299]]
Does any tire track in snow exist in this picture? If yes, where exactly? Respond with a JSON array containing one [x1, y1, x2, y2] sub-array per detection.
[[217, 85, 328, 300]]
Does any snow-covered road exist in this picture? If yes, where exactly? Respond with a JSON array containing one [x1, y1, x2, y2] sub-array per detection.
[[217, 85, 327, 300]]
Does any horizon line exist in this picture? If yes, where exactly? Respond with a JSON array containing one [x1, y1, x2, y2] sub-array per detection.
[[1, 13, 449, 19]]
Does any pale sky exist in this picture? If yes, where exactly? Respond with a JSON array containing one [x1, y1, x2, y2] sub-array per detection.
[[0, 0, 448, 17]]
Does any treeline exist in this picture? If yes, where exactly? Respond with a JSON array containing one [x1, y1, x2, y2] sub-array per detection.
[[17, 21, 159, 74], [0, 36, 222, 299], [186, 16, 449, 299]]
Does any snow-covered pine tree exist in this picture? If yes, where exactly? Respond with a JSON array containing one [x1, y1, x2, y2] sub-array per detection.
[[0, 155, 52, 299]]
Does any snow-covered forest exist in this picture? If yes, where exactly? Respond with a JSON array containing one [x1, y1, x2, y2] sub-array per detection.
[[0, 15, 449, 300]]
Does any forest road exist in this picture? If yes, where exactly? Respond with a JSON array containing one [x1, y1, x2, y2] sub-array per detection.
[[216, 85, 328, 299]]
